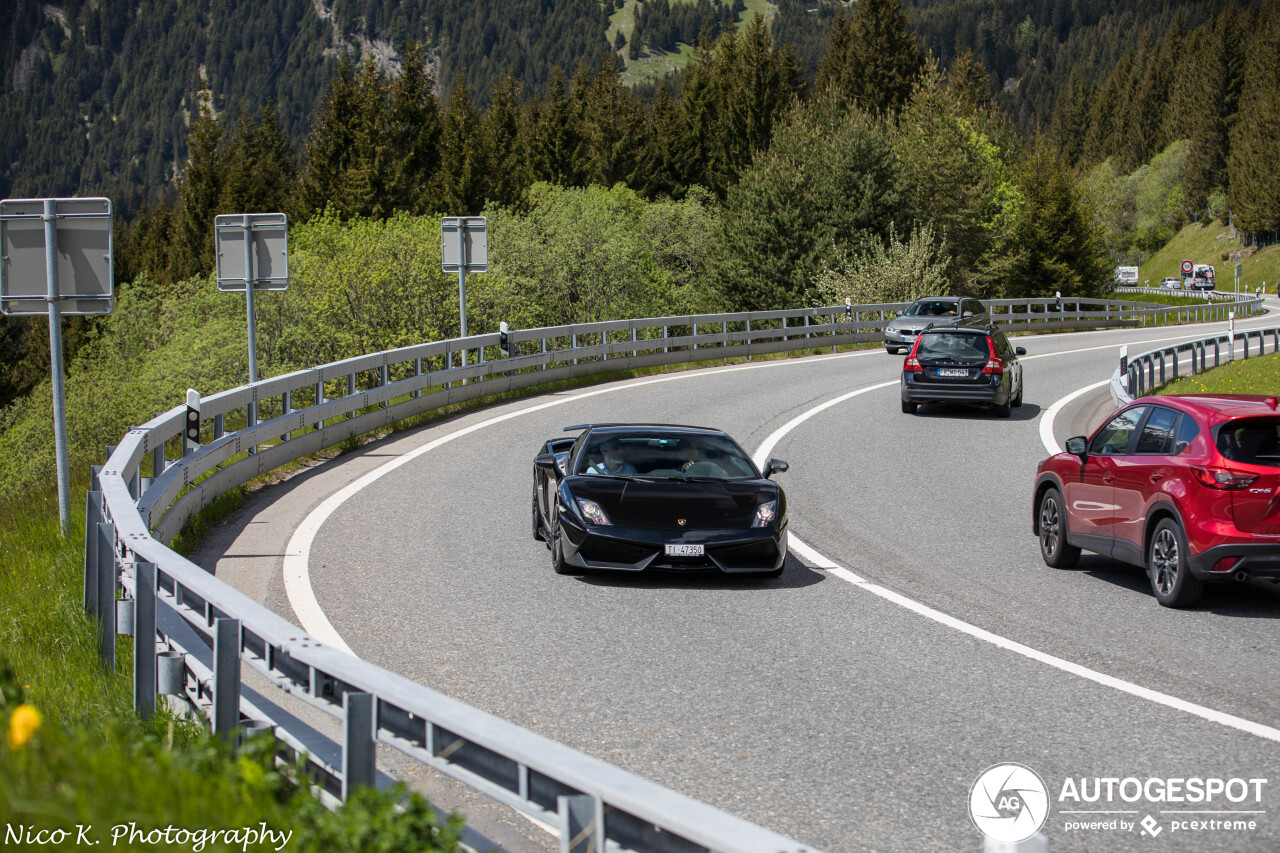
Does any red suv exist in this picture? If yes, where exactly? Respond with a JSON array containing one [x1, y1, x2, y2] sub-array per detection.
[[1033, 395, 1280, 607]]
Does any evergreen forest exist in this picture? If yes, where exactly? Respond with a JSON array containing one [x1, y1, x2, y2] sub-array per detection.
[[2, 0, 1280, 419]]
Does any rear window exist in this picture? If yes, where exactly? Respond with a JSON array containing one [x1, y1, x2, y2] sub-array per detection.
[[916, 332, 990, 360], [1215, 418, 1280, 467]]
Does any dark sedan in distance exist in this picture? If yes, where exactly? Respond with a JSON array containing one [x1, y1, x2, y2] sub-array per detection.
[[532, 424, 788, 577], [900, 325, 1025, 417]]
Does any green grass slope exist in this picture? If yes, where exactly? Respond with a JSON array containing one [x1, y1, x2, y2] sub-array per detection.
[[1139, 221, 1280, 296], [609, 0, 777, 87]]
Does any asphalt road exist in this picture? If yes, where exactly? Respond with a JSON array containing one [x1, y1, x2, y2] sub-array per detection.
[[203, 301, 1280, 852]]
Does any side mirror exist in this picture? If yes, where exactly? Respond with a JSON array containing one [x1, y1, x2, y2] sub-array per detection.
[[534, 453, 559, 474], [1015, 347, 1026, 356], [1064, 436, 1088, 457], [764, 458, 788, 477]]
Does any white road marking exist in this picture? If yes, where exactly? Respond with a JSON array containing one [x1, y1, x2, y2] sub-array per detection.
[[751, 350, 1280, 745], [785, 531, 1280, 743], [283, 348, 884, 652], [285, 313, 1280, 745], [1038, 380, 1110, 456]]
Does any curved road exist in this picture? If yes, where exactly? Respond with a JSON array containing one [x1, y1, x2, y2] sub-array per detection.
[[203, 302, 1280, 852]]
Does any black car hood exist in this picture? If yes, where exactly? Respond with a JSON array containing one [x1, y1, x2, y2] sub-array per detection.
[[566, 476, 777, 529]]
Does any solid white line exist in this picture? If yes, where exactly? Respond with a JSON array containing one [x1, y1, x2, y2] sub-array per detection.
[[750, 361, 1280, 745], [786, 538, 1280, 743], [1038, 380, 1110, 456], [286, 315, 1280, 745], [283, 348, 884, 652]]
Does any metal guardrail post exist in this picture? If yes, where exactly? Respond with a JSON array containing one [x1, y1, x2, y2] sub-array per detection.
[[134, 561, 157, 720], [213, 617, 241, 741], [281, 390, 291, 442], [558, 794, 603, 853], [413, 357, 422, 396], [314, 381, 324, 428], [84, 490, 101, 614], [343, 692, 376, 800], [347, 372, 357, 419], [97, 520, 116, 668]]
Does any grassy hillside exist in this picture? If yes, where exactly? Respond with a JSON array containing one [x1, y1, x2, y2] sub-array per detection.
[[1138, 221, 1280, 296], [610, 0, 778, 87]]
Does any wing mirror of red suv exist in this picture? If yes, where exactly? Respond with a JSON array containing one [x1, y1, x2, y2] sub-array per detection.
[[1065, 436, 1088, 457]]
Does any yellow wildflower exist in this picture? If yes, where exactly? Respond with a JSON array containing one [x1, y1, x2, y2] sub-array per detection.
[[7, 704, 42, 748]]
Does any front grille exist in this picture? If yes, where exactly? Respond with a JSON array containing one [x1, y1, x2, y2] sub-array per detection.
[[711, 540, 779, 569], [579, 538, 655, 565]]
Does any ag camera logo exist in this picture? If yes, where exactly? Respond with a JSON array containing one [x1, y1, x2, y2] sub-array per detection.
[[969, 763, 1050, 843]]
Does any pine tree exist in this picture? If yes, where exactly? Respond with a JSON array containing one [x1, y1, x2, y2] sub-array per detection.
[[432, 72, 488, 215], [527, 69, 586, 186], [1182, 10, 1246, 217], [1003, 141, 1110, 299], [386, 39, 441, 215], [482, 76, 529, 209], [947, 51, 992, 115], [297, 54, 360, 219], [1227, 11, 1280, 238], [171, 93, 224, 281], [814, 0, 924, 114], [220, 101, 297, 216]]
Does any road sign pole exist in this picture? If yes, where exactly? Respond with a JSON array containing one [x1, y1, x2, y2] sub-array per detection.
[[458, 224, 468, 339], [43, 199, 71, 536], [243, 216, 258, 386], [458, 226, 468, 384]]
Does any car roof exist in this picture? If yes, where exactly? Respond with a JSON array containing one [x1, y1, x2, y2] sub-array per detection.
[[918, 326, 993, 335], [1133, 394, 1280, 423], [913, 296, 961, 303], [577, 424, 729, 438]]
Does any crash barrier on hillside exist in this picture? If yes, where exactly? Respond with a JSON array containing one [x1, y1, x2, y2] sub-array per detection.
[[1111, 285, 1259, 302], [1109, 318, 1280, 408], [87, 294, 1262, 853]]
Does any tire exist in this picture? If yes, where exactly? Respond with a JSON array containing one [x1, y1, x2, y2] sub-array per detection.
[[901, 399, 917, 414], [532, 482, 545, 541], [994, 397, 1012, 418], [1038, 487, 1080, 568], [1148, 518, 1202, 608], [1012, 378, 1023, 408], [551, 525, 575, 574], [886, 345, 900, 355]]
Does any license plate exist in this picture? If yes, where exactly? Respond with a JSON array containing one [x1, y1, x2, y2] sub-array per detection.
[[665, 544, 704, 557], [938, 368, 968, 377]]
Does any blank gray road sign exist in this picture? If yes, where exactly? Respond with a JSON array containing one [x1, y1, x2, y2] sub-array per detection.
[[215, 213, 289, 291], [441, 217, 488, 273], [0, 197, 113, 315]]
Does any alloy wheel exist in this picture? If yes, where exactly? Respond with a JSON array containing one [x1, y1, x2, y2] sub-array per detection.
[[1151, 527, 1179, 596]]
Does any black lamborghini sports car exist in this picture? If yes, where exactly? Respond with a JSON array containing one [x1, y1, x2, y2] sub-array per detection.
[[532, 424, 789, 577]]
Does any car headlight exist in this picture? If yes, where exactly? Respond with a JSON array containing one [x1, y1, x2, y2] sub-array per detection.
[[577, 498, 611, 526], [751, 500, 777, 528]]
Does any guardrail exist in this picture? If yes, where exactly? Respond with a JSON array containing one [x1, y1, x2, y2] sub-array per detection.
[[1111, 285, 1258, 302], [1109, 321, 1280, 408], [87, 294, 1263, 853]]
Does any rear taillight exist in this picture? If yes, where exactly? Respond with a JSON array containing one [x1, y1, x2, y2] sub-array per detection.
[[981, 337, 1003, 375], [904, 340, 923, 373], [1191, 466, 1259, 490]]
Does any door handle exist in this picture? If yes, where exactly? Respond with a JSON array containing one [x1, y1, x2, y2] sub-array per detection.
[[1103, 473, 1115, 484], [1150, 471, 1166, 483]]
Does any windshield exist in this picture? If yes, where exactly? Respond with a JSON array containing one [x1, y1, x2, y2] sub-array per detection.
[[904, 300, 959, 317], [576, 433, 760, 480], [916, 332, 990, 360]]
